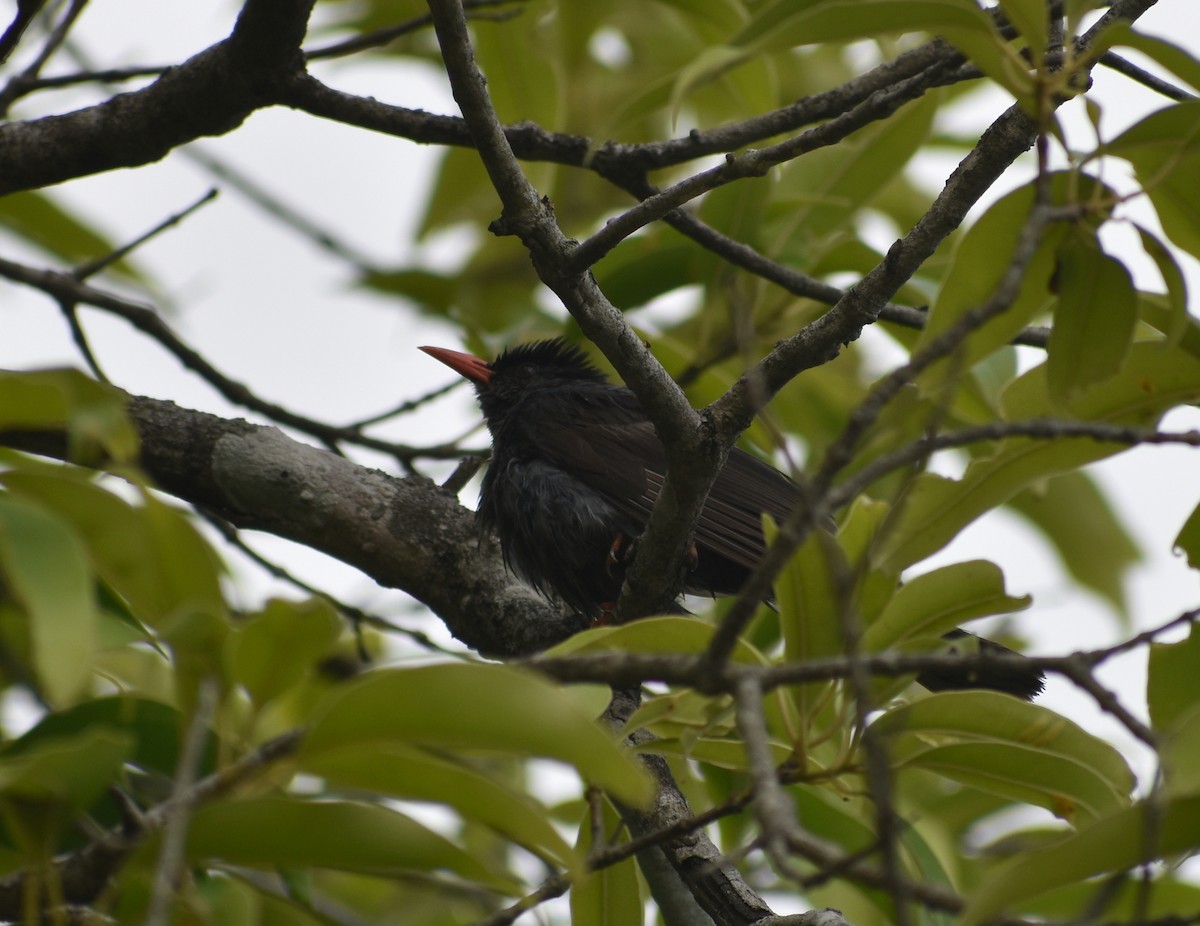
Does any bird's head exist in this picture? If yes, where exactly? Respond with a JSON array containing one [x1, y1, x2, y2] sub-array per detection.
[[420, 338, 608, 425]]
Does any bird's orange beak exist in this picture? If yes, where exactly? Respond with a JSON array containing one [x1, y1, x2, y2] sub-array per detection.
[[419, 345, 494, 385]]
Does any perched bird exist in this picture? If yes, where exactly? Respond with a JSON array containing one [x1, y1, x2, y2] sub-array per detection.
[[422, 338, 1044, 699]]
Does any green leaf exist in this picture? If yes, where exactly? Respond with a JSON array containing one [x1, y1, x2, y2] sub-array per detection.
[[0, 368, 138, 465], [668, 45, 751, 121], [2, 696, 208, 780], [594, 234, 699, 311], [769, 517, 845, 717], [1, 473, 226, 629], [0, 191, 142, 281], [301, 663, 652, 807], [1135, 224, 1190, 348], [1047, 234, 1137, 401], [1108, 101, 1200, 261], [959, 793, 1200, 925], [187, 798, 520, 892], [875, 692, 1135, 824], [862, 560, 1030, 654], [767, 92, 939, 250], [1093, 24, 1200, 95], [1174, 501, 1200, 572], [644, 734, 790, 770], [570, 796, 643, 926], [546, 614, 766, 664], [730, 0, 1032, 104], [299, 743, 579, 870], [0, 495, 97, 704], [874, 342, 1200, 572], [917, 175, 1093, 393], [225, 598, 341, 707], [0, 728, 131, 811], [997, 0, 1048, 57], [1159, 702, 1200, 797], [728, 0, 830, 48], [359, 268, 456, 314], [1148, 624, 1200, 734], [1019, 871, 1200, 922]]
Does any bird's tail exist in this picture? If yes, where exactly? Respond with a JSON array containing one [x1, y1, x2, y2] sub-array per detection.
[[915, 630, 1045, 700]]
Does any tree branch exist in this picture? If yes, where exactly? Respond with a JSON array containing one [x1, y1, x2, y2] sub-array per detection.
[[0, 0, 316, 195]]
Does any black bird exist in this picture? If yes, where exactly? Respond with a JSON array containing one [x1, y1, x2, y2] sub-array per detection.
[[421, 338, 1044, 699]]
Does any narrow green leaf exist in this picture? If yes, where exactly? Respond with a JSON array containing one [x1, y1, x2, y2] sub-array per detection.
[[729, 0, 830, 48], [917, 176, 1083, 393], [997, 0, 1048, 57], [300, 743, 579, 870], [0, 728, 131, 810], [187, 798, 520, 892], [1136, 224, 1191, 348], [731, 0, 1032, 104], [1094, 24, 1200, 94], [225, 598, 341, 707], [546, 614, 766, 664], [642, 735, 790, 770], [877, 692, 1134, 824], [2, 473, 226, 630], [1108, 101, 1200, 261], [0, 496, 97, 704], [359, 269, 456, 314], [1173, 502, 1200, 572], [594, 234, 698, 311], [668, 45, 751, 121], [0, 191, 142, 281], [301, 664, 652, 807], [875, 342, 1200, 572], [0, 369, 138, 464], [1148, 624, 1200, 734], [2, 696, 208, 780], [959, 794, 1200, 925], [1047, 235, 1137, 401], [769, 92, 939, 248], [571, 796, 643, 926], [863, 560, 1030, 654], [769, 517, 845, 718]]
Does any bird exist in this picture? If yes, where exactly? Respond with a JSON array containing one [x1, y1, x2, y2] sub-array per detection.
[[421, 338, 1044, 699]]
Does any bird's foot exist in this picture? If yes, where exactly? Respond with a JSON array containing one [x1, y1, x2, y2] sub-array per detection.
[[607, 532, 698, 579], [605, 532, 631, 580]]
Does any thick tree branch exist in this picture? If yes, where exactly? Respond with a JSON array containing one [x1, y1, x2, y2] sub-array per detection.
[[0, 390, 583, 657], [0, 0, 316, 195]]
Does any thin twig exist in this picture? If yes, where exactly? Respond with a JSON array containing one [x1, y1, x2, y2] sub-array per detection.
[[0, 0, 87, 112], [197, 506, 457, 654], [72, 188, 219, 281], [734, 675, 800, 872], [1100, 51, 1197, 102], [0, 255, 468, 464], [144, 677, 219, 926], [57, 299, 107, 381], [304, 0, 525, 61]]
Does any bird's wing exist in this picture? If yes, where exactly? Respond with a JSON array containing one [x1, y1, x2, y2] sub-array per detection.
[[535, 396, 664, 513], [537, 395, 801, 572], [692, 449, 800, 569]]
